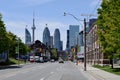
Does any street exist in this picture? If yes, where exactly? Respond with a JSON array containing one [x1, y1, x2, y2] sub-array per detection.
[[0, 61, 89, 80]]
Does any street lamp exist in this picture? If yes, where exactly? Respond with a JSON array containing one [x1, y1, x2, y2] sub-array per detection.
[[17, 37, 20, 66], [64, 12, 87, 71], [17, 37, 24, 66], [64, 12, 83, 26]]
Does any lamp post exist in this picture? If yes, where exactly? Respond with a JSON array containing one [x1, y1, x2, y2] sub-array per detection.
[[64, 12, 87, 71], [17, 37, 20, 66], [17, 37, 24, 66]]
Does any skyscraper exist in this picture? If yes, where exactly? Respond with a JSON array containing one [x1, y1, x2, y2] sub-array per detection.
[[66, 30, 69, 49], [43, 25, 50, 47], [69, 25, 79, 48], [86, 18, 97, 33], [31, 14, 36, 43], [25, 28, 31, 46], [50, 36, 53, 48], [54, 28, 61, 51], [79, 31, 84, 46], [60, 41, 63, 51]]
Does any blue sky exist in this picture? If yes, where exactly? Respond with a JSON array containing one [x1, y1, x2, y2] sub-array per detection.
[[0, 0, 101, 49]]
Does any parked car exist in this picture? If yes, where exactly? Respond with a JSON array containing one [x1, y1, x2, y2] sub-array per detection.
[[59, 59, 64, 63], [29, 56, 35, 62], [44, 59, 48, 62], [35, 56, 39, 62], [50, 59, 55, 62]]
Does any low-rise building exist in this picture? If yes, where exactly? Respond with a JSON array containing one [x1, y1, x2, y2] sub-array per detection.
[[86, 25, 110, 66]]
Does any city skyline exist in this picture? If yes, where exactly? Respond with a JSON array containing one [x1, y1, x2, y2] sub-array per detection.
[[0, 0, 101, 49]]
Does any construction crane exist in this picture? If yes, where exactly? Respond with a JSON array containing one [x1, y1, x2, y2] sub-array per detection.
[[81, 14, 98, 22]]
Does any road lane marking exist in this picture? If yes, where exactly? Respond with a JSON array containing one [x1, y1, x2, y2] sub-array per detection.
[[40, 77, 45, 80], [0, 65, 45, 79], [50, 72, 54, 74], [0, 63, 56, 79]]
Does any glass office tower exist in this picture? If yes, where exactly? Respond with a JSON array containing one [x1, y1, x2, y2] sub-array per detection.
[[69, 25, 79, 48], [43, 27, 50, 46], [54, 28, 61, 51]]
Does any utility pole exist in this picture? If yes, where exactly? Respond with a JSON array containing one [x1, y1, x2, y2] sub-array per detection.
[[81, 14, 97, 71], [17, 38, 20, 66], [84, 18, 87, 71], [64, 12, 87, 71]]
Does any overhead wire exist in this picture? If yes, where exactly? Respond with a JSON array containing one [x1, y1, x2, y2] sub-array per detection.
[[89, 0, 101, 18]]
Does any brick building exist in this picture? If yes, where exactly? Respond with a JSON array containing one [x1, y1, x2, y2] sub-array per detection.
[[86, 25, 110, 66]]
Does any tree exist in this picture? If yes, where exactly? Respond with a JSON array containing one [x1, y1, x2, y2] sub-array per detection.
[[50, 48, 58, 59], [96, 0, 120, 68], [0, 13, 9, 53], [6, 32, 18, 58], [0, 13, 29, 60], [7, 32, 30, 58], [19, 40, 30, 55]]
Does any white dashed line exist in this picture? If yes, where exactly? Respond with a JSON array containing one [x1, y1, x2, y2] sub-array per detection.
[[50, 72, 54, 74], [40, 77, 45, 80]]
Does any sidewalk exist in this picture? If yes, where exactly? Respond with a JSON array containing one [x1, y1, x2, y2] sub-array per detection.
[[77, 63, 120, 80]]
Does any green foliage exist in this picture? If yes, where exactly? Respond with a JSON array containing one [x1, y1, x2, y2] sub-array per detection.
[[0, 13, 9, 53], [6, 32, 18, 57], [96, 0, 120, 58], [9, 58, 25, 64], [0, 13, 30, 58], [93, 65, 120, 75], [19, 42, 30, 55], [7, 33, 30, 58], [51, 48, 58, 58]]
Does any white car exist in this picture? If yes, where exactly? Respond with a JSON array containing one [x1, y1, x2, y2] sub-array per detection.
[[30, 56, 35, 62], [50, 59, 55, 62]]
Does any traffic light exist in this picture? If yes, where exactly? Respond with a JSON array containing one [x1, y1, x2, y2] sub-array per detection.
[[39, 48, 42, 52], [71, 48, 75, 53]]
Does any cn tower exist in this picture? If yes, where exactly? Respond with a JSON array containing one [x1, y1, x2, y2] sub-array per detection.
[[31, 13, 36, 43]]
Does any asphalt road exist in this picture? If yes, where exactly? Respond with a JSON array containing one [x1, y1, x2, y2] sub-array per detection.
[[0, 61, 89, 80]]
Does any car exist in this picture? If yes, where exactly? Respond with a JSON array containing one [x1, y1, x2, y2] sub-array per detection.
[[50, 59, 55, 62], [34, 56, 39, 62], [44, 59, 48, 62], [29, 56, 35, 62], [59, 59, 64, 63]]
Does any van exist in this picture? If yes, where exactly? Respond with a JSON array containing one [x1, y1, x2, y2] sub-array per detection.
[[35, 56, 40, 62], [39, 57, 44, 63]]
